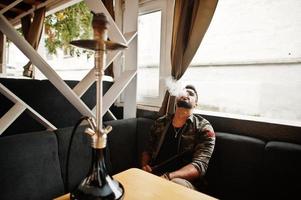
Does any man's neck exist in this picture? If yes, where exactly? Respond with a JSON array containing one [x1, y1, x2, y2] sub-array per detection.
[[172, 108, 193, 128]]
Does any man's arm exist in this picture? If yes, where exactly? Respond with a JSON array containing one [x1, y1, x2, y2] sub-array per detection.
[[167, 164, 200, 181], [141, 151, 152, 173], [164, 121, 215, 181], [190, 122, 216, 176]]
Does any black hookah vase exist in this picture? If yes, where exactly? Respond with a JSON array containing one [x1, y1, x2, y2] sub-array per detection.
[[71, 148, 124, 200]]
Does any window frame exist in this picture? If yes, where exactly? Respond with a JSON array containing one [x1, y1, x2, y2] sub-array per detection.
[[137, 0, 173, 107]]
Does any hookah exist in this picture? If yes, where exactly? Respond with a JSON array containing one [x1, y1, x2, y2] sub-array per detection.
[[69, 13, 127, 200]]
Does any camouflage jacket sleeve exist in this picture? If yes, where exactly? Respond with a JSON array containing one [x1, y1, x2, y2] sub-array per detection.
[[191, 119, 216, 176]]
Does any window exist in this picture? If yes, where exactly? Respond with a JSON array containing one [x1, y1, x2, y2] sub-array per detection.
[[181, 0, 301, 124], [6, 41, 94, 80], [138, 11, 161, 97], [137, 0, 301, 125], [137, 0, 173, 106], [6, 42, 27, 77]]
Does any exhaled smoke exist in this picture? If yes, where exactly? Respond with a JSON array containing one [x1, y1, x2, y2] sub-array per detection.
[[165, 76, 186, 97]]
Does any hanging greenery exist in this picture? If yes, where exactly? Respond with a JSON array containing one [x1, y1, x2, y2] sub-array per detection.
[[44, 2, 93, 57]]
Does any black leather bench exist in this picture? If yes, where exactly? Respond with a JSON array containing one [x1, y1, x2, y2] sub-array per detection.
[[1, 117, 300, 200], [0, 77, 112, 136]]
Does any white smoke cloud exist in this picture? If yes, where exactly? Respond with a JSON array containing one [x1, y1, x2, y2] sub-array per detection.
[[165, 76, 186, 97]]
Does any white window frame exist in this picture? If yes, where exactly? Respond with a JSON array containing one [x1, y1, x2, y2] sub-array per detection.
[[137, 0, 173, 108]]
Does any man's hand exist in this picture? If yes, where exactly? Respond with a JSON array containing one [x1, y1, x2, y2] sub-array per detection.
[[165, 164, 200, 181], [142, 164, 153, 173], [160, 172, 171, 180], [141, 152, 152, 173]]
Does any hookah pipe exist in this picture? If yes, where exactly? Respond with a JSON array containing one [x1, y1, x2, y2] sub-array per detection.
[[69, 13, 127, 200]]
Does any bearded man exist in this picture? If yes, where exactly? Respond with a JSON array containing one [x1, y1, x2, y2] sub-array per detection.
[[140, 85, 215, 190]]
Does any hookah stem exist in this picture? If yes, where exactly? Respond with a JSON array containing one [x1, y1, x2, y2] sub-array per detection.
[[95, 26, 107, 135], [95, 48, 105, 134]]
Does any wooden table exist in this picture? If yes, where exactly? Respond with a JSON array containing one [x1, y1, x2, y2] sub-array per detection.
[[54, 168, 217, 200]]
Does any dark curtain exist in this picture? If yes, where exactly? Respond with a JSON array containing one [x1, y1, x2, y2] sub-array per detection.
[[159, 0, 219, 116], [21, 7, 46, 78]]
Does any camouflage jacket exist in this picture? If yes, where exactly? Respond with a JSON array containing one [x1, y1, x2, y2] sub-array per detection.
[[147, 114, 216, 176]]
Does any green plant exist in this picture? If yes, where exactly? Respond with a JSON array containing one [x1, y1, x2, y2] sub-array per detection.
[[44, 2, 93, 57]]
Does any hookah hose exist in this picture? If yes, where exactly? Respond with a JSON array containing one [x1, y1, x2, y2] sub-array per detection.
[[65, 116, 90, 192]]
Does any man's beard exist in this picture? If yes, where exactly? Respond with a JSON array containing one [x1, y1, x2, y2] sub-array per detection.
[[176, 100, 193, 109]]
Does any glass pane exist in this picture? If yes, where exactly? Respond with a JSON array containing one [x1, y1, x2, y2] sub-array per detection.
[[137, 11, 161, 97], [6, 41, 94, 80], [185, 0, 301, 123], [6, 43, 28, 77], [182, 66, 301, 122]]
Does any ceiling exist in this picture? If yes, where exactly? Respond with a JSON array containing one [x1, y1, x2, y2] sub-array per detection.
[[0, 0, 80, 26]]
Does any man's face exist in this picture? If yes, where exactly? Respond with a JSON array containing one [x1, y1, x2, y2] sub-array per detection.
[[176, 88, 197, 109]]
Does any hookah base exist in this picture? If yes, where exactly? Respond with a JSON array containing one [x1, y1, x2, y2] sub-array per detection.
[[70, 180, 124, 200]]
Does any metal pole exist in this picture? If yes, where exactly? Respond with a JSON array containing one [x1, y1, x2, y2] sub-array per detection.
[[95, 48, 106, 132], [92, 13, 109, 149]]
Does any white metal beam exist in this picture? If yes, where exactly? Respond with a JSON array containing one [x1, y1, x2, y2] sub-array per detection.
[[73, 50, 122, 97], [123, 0, 138, 119], [7, 0, 82, 26], [107, 110, 117, 120], [46, 0, 83, 16], [0, 14, 94, 118], [124, 31, 137, 46], [0, 83, 57, 135], [0, 32, 6, 74], [25, 109, 57, 131], [0, 0, 23, 15], [92, 70, 137, 116], [10, 0, 57, 25], [73, 67, 95, 97], [0, 102, 25, 135]]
